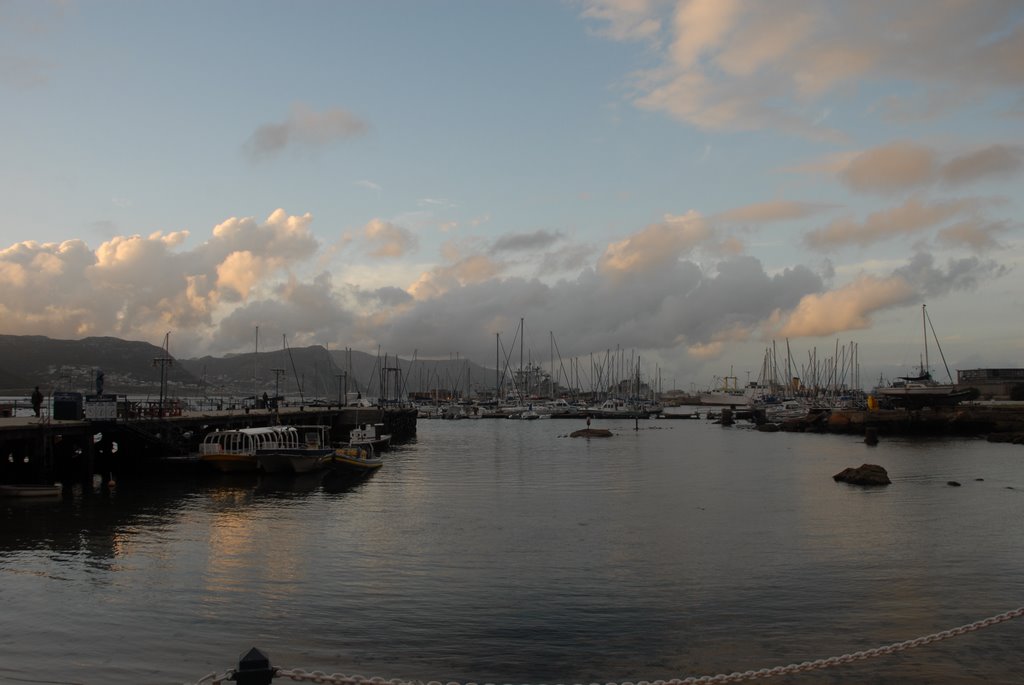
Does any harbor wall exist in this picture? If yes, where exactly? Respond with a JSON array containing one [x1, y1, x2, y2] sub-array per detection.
[[779, 404, 1024, 436]]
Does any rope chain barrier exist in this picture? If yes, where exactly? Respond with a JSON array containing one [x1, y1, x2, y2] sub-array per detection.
[[192, 606, 1024, 685]]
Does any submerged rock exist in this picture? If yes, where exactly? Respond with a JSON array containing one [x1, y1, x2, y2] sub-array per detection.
[[833, 463, 891, 486]]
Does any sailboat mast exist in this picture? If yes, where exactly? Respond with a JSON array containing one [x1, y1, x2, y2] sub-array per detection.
[[922, 304, 929, 376], [254, 326, 259, 401]]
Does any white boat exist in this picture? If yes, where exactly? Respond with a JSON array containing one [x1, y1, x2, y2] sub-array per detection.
[[874, 374, 975, 408], [199, 426, 297, 473], [699, 370, 754, 406], [764, 400, 808, 422], [348, 423, 392, 450], [585, 398, 650, 418], [544, 398, 579, 416], [256, 425, 335, 473]]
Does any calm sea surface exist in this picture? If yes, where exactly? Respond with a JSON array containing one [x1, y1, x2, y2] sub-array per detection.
[[2, 413, 1023, 685]]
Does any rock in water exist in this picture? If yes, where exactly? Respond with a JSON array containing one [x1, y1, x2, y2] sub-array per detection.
[[833, 463, 891, 486], [570, 428, 613, 438]]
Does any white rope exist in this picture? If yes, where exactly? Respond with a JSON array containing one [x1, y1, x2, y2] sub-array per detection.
[[201, 606, 1024, 685]]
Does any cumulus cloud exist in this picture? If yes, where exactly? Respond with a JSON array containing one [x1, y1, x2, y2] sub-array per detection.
[[584, 1, 1024, 137], [0, 206, 1009, 380], [244, 103, 368, 161], [377, 252, 823, 367], [893, 252, 1007, 298], [363, 219, 418, 258], [210, 272, 357, 353], [775, 275, 917, 338], [0, 209, 323, 355], [804, 196, 983, 250], [597, 210, 711, 280], [407, 254, 505, 301]]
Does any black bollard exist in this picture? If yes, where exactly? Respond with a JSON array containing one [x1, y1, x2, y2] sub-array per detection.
[[864, 427, 879, 446], [232, 647, 275, 685]]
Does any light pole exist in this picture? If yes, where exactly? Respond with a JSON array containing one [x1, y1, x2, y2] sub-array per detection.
[[335, 372, 347, 407], [272, 368, 285, 408]]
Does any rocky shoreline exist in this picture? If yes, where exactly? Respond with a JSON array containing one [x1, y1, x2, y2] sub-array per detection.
[[764, 403, 1024, 440]]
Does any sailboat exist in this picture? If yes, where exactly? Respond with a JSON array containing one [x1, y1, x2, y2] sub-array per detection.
[[873, 305, 975, 408]]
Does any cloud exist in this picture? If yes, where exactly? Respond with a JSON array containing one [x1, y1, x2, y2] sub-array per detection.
[[941, 144, 1024, 185], [586, 1, 1024, 138], [0, 209, 323, 354], [839, 142, 938, 194], [718, 200, 833, 224], [892, 252, 1007, 298], [669, 0, 742, 70], [363, 219, 418, 258], [491, 230, 563, 253], [833, 141, 1024, 194], [936, 220, 1009, 252], [804, 196, 983, 250], [775, 274, 917, 338], [579, 0, 664, 42], [407, 254, 505, 301], [597, 210, 711, 280], [244, 103, 368, 161], [378, 253, 823, 367], [0, 207, 1008, 380]]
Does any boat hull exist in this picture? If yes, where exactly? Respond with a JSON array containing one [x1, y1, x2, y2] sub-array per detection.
[[0, 484, 62, 497], [326, 447, 383, 474], [200, 454, 259, 473], [874, 386, 976, 408], [256, 448, 335, 474]]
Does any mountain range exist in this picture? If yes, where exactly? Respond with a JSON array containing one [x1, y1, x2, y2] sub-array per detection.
[[0, 334, 494, 400]]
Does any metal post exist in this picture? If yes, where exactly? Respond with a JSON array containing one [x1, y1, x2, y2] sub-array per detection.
[[232, 647, 275, 685]]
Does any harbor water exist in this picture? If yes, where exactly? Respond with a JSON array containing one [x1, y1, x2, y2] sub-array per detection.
[[1, 413, 1023, 684]]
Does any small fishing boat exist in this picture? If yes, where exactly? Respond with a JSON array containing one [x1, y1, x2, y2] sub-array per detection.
[[324, 445, 383, 474], [347, 423, 392, 450]]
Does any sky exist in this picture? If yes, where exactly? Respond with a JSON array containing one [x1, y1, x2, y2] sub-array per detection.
[[1, 0, 1023, 392]]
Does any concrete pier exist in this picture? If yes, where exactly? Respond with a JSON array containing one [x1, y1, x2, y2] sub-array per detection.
[[0, 404, 417, 485]]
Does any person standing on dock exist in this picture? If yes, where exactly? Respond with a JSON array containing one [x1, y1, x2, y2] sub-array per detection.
[[31, 386, 43, 417]]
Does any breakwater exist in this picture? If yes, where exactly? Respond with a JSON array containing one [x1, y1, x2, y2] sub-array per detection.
[[768, 403, 1024, 437]]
